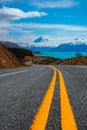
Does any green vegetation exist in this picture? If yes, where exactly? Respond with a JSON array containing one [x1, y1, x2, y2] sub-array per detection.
[[76, 52, 83, 57], [8, 48, 33, 60]]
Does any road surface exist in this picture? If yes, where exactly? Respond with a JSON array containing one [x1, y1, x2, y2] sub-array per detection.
[[0, 65, 87, 130]]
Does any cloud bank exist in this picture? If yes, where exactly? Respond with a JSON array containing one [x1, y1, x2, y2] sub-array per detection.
[[16, 23, 87, 31], [30, 0, 79, 8], [0, 6, 47, 20]]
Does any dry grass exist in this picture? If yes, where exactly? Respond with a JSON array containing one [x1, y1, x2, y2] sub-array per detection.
[[0, 44, 23, 69]]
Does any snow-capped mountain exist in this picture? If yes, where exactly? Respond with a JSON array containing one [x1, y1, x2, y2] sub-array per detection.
[[73, 38, 87, 45], [29, 38, 87, 52], [34, 36, 48, 43], [52, 42, 87, 52]]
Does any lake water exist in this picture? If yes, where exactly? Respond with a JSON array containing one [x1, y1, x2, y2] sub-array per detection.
[[36, 52, 87, 59]]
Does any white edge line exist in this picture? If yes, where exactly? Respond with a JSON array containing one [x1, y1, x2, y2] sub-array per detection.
[[0, 70, 28, 77]]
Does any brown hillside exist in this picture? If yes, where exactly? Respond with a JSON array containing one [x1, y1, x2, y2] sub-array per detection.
[[33, 56, 87, 65], [22, 56, 39, 62], [0, 44, 23, 69], [55, 56, 87, 65], [33, 57, 62, 64]]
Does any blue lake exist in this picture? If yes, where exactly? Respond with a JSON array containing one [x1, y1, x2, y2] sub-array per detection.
[[36, 52, 87, 59]]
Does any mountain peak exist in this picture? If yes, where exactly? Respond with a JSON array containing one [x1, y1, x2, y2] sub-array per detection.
[[74, 38, 85, 44], [34, 36, 48, 43]]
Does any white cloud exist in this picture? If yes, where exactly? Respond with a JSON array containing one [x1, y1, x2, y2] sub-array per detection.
[[0, 21, 87, 47], [30, 0, 79, 8], [15, 23, 87, 31], [0, 21, 12, 29], [0, 6, 47, 20], [0, 29, 8, 35]]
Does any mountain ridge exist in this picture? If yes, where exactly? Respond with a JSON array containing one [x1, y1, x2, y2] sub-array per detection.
[[26, 42, 87, 52], [0, 41, 21, 48], [52, 43, 87, 52]]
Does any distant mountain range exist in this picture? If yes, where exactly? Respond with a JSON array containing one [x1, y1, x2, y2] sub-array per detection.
[[0, 38, 87, 52], [34, 36, 48, 43], [26, 42, 87, 52], [52, 42, 87, 52], [0, 41, 21, 48]]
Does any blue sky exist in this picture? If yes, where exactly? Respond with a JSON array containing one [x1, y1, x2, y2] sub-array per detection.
[[0, 0, 87, 46]]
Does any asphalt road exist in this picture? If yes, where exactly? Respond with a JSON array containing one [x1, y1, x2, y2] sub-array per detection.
[[0, 65, 87, 130]]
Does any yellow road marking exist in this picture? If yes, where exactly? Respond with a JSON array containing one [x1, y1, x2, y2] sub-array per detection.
[[29, 66, 57, 130], [57, 69, 78, 130]]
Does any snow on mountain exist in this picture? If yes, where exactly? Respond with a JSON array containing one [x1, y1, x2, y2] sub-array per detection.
[[34, 36, 48, 43]]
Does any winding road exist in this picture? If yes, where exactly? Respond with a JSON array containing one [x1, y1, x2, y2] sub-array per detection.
[[0, 65, 87, 130]]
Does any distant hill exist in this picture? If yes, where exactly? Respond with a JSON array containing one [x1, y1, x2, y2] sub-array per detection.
[[0, 41, 21, 48], [34, 36, 48, 43], [52, 43, 87, 52], [0, 44, 23, 69]]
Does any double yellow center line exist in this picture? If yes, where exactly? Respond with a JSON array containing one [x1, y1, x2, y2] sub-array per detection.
[[30, 66, 56, 130], [57, 69, 77, 130], [29, 66, 78, 130]]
